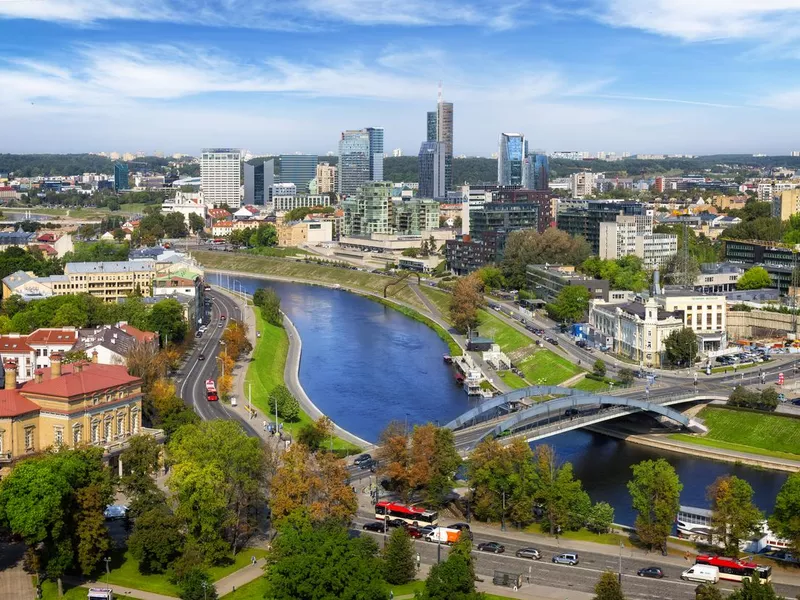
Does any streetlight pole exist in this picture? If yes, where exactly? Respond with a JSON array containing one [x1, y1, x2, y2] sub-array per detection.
[[618, 542, 623, 584], [104, 556, 110, 587]]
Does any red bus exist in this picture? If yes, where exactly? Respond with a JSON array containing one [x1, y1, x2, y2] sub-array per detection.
[[695, 555, 772, 583], [374, 501, 438, 526], [205, 379, 218, 402]]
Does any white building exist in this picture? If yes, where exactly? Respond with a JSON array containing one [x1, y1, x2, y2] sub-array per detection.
[[756, 183, 773, 202], [201, 148, 242, 208], [274, 194, 331, 213], [272, 183, 297, 197], [598, 214, 675, 268], [571, 172, 596, 198], [161, 191, 208, 221], [635, 234, 679, 269]]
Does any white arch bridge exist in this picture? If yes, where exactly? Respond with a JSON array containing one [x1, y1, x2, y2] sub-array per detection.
[[445, 386, 714, 451]]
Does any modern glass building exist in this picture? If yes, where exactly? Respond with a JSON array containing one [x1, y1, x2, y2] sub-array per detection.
[[427, 111, 438, 142], [366, 127, 384, 182], [243, 159, 274, 205], [497, 133, 527, 186], [556, 200, 646, 254], [113, 163, 128, 192], [341, 181, 393, 236], [418, 141, 446, 199], [279, 155, 317, 193], [338, 128, 384, 197], [437, 102, 453, 191], [522, 153, 550, 191]]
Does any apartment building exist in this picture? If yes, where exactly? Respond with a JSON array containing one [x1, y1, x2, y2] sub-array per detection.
[[316, 162, 337, 194], [526, 264, 610, 302], [773, 189, 800, 221], [634, 234, 679, 269], [273, 194, 331, 213]]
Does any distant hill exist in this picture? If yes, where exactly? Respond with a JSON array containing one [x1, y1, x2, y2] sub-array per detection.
[[0, 154, 175, 177]]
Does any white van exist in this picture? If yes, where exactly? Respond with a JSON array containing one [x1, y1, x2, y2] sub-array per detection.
[[681, 564, 719, 584]]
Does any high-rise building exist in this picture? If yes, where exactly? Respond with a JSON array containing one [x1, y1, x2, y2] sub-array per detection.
[[366, 127, 384, 182], [571, 171, 596, 198], [557, 200, 647, 254], [316, 162, 337, 194], [427, 111, 438, 142], [113, 163, 128, 192], [201, 148, 242, 208], [418, 141, 447, 199], [497, 133, 527, 186], [437, 100, 453, 191], [279, 155, 317, 193], [243, 159, 274, 205], [392, 148, 403, 157], [522, 153, 550, 191], [342, 181, 393, 236]]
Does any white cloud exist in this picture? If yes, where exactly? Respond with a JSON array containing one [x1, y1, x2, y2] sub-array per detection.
[[596, 0, 800, 42]]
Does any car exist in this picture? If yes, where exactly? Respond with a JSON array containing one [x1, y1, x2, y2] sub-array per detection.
[[386, 518, 406, 528], [477, 542, 505, 554], [103, 504, 128, 520], [354, 453, 372, 466], [362, 522, 385, 532], [564, 408, 580, 417], [230, 396, 237, 407], [515, 547, 542, 560], [198, 353, 205, 361], [450, 522, 471, 531], [360, 458, 378, 470], [406, 526, 423, 539], [637, 567, 664, 579], [195, 331, 203, 338], [792, 398, 800, 406], [552, 553, 579, 565], [220, 315, 227, 320], [418, 525, 436, 537], [218, 322, 224, 328]]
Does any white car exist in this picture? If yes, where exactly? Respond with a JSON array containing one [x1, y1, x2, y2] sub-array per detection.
[[230, 396, 238, 407], [104, 505, 128, 520]]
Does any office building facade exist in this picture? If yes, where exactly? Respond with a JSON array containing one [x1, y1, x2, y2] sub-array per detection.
[[557, 200, 647, 254], [418, 141, 447, 199], [366, 128, 384, 182], [522, 153, 550, 191], [201, 148, 242, 208], [427, 111, 438, 142], [437, 101, 453, 191], [243, 159, 274, 205], [497, 133, 527, 186], [526, 264, 610, 302], [279, 155, 317, 194], [338, 129, 373, 197], [113, 163, 128, 192]]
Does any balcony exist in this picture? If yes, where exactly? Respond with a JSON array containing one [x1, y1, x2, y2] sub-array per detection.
[[95, 427, 166, 456]]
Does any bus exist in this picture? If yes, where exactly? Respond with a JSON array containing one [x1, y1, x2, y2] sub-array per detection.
[[205, 379, 218, 402], [374, 501, 438, 526], [695, 555, 772, 583], [211, 238, 226, 246]]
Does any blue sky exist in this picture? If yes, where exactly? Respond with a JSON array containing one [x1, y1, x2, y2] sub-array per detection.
[[2, 0, 800, 156]]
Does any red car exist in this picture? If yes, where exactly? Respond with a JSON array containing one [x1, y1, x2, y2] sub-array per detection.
[[406, 526, 423, 539], [220, 315, 226, 320]]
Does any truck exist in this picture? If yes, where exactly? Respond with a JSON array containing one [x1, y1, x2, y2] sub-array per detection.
[[424, 527, 461, 545], [87, 589, 114, 600], [681, 564, 719, 584]]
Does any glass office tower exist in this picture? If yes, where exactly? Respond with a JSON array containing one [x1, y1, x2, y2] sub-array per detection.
[[497, 133, 527, 186]]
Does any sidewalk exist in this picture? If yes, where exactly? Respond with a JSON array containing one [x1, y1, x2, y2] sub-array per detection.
[[214, 558, 267, 596]]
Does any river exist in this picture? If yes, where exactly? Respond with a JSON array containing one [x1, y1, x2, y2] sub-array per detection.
[[209, 273, 789, 525]]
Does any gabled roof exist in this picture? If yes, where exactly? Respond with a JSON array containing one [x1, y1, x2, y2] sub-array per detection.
[[0, 336, 33, 354], [26, 328, 78, 346], [117, 323, 158, 344], [75, 326, 137, 357], [20, 363, 140, 398], [0, 389, 39, 418]]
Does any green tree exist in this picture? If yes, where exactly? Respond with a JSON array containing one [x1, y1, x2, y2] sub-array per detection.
[[663, 328, 698, 367], [737, 266, 772, 290], [128, 506, 185, 574], [708, 475, 763, 557], [769, 472, 800, 555], [502, 228, 591, 289], [269, 385, 300, 422], [628, 459, 682, 552], [695, 584, 724, 600], [547, 285, 590, 324], [618, 368, 634, 386], [75, 483, 113, 576], [253, 287, 282, 327], [727, 574, 786, 599], [593, 571, 625, 600], [188, 213, 205, 234], [120, 434, 165, 519], [402, 247, 420, 258], [593, 359, 607, 378], [297, 416, 333, 452], [163, 212, 188, 238], [476, 266, 505, 291], [383, 527, 416, 585], [586, 502, 615, 534], [265, 509, 388, 600], [418, 536, 481, 600], [148, 299, 188, 345], [178, 567, 218, 600], [534, 445, 590, 534], [449, 273, 483, 334]]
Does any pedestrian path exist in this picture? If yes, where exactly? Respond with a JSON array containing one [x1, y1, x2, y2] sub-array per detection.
[[75, 581, 176, 600]]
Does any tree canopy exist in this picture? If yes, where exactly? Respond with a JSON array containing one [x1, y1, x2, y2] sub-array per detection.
[[547, 285, 590, 323], [736, 266, 772, 290], [769, 472, 800, 555], [502, 228, 591, 290], [581, 255, 649, 292], [627, 459, 682, 552]]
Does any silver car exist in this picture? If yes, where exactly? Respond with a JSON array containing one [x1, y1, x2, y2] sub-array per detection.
[[515, 547, 541, 560], [552, 553, 579, 565]]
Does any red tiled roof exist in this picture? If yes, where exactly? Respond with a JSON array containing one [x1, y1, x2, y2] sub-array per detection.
[[214, 221, 233, 227], [0, 390, 39, 417], [37, 233, 56, 242], [36, 244, 58, 256], [118, 324, 157, 344], [20, 363, 140, 398], [0, 336, 33, 353], [26, 328, 78, 345]]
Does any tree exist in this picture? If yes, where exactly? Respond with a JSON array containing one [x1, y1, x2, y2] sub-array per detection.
[[586, 502, 615, 534], [628, 459, 682, 552], [178, 567, 218, 600], [547, 285, 590, 324], [148, 299, 188, 345], [128, 507, 185, 574], [376, 421, 412, 500], [449, 273, 483, 334], [737, 266, 772, 290], [269, 385, 300, 422], [695, 584, 724, 600], [708, 475, 763, 556], [297, 416, 333, 452], [728, 386, 779, 412], [163, 212, 188, 238], [476, 266, 505, 291], [593, 359, 607, 378], [618, 368, 634, 386], [75, 483, 113, 576], [402, 247, 420, 257], [253, 287, 282, 327], [418, 536, 481, 600], [593, 571, 625, 600], [769, 472, 800, 555], [502, 228, 591, 289], [188, 213, 205, 234], [534, 445, 590, 534], [404, 424, 462, 508], [663, 328, 698, 367], [264, 509, 388, 600], [727, 574, 787, 600], [383, 527, 416, 585]]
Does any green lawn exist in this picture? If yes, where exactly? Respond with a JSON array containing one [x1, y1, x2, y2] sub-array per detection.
[[207, 548, 268, 581], [476, 310, 531, 353], [571, 376, 619, 393], [670, 406, 800, 458], [516, 349, 583, 386], [498, 371, 528, 389], [419, 286, 453, 315], [523, 523, 627, 546], [41, 580, 144, 600], [195, 251, 425, 311], [388, 579, 426, 596], [246, 306, 359, 452], [248, 247, 310, 257], [222, 577, 267, 599]]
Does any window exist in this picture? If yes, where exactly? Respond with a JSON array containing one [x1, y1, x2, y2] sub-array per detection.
[[131, 409, 140, 434], [117, 414, 124, 437], [54, 427, 63, 446], [104, 419, 112, 441], [0, 431, 4, 454], [24, 426, 34, 451], [91, 420, 99, 443], [73, 424, 82, 445]]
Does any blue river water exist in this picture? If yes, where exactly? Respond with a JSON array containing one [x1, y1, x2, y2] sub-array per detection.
[[209, 273, 789, 525]]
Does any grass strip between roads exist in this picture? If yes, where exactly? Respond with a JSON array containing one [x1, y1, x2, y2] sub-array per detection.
[[669, 406, 800, 459]]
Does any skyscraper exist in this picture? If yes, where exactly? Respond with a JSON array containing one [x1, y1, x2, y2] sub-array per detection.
[[279, 154, 317, 193], [316, 162, 337, 194], [113, 162, 128, 192], [366, 127, 384, 182], [437, 100, 453, 191], [338, 128, 383, 197], [426, 111, 438, 142], [522, 153, 550, 191], [201, 148, 242, 208], [418, 141, 446, 199], [497, 133, 527, 186], [244, 159, 274, 205]]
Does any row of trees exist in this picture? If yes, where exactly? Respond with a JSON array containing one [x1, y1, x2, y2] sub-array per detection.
[[728, 385, 780, 412], [217, 319, 252, 399], [253, 286, 282, 327], [227, 223, 278, 248], [581, 255, 649, 292], [502, 228, 592, 290]]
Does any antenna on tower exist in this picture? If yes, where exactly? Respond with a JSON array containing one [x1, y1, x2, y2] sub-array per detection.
[[438, 81, 443, 104]]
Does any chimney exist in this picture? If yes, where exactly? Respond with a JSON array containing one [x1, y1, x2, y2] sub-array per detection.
[[51, 352, 62, 378], [74, 362, 83, 374], [4, 360, 17, 389], [35, 370, 43, 384], [92, 350, 99, 364]]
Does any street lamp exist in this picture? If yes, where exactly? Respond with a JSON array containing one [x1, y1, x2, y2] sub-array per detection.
[[202, 581, 207, 600], [618, 542, 624, 584], [104, 556, 111, 586]]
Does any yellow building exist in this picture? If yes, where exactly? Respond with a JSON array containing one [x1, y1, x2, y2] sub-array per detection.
[[315, 162, 337, 194], [0, 352, 152, 472], [773, 189, 800, 221], [277, 220, 308, 247]]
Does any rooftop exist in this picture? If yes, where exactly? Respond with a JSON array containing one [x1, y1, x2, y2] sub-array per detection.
[[65, 260, 155, 274], [0, 389, 39, 418], [27, 328, 78, 345], [21, 362, 140, 398], [74, 326, 137, 357], [0, 335, 32, 354]]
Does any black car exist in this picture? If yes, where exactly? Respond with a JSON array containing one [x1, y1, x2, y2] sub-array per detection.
[[360, 458, 378, 471], [386, 518, 406, 528], [198, 353, 205, 361], [637, 567, 664, 579], [354, 453, 372, 466], [362, 521, 385, 532], [792, 398, 800, 406], [477, 542, 505, 554]]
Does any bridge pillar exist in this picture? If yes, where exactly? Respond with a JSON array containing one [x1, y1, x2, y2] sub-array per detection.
[[688, 419, 708, 434]]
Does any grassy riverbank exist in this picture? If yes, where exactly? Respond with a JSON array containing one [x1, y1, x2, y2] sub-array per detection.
[[670, 406, 800, 459], [195, 251, 425, 310], [369, 295, 462, 356]]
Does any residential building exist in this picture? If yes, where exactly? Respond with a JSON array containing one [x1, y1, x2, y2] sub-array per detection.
[[277, 220, 308, 247], [634, 234, 679, 269], [392, 198, 440, 235], [418, 141, 447, 199], [437, 100, 454, 191], [73, 325, 138, 366], [113, 163, 128, 192], [0, 335, 35, 384], [279, 155, 318, 193], [522, 153, 550, 191], [201, 148, 242, 208], [273, 194, 331, 213], [0, 353, 149, 470], [598, 214, 675, 268], [497, 133, 527, 186], [26, 328, 78, 370], [526, 264, 610, 302], [0, 231, 36, 251], [243, 159, 274, 205], [338, 130, 371, 196], [445, 234, 497, 276], [757, 183, 773, 202], [342, 181, 392, 236], [773, 189, 800, 221], [557, 200, 648, 254], [316, 162, 337, 194], [570, 171, 596, 198], [153, 275, 197, 297]]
